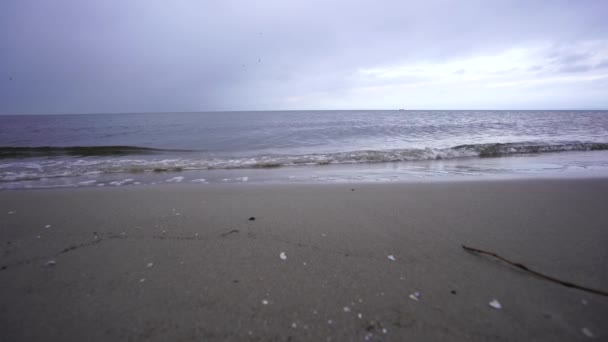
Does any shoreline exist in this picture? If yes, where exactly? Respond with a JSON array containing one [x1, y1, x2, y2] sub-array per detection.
[[3, 149, 608, 191], [1, 179, 607, 341]]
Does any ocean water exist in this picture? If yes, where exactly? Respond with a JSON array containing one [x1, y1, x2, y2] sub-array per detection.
[[1, 110, 608, 189]]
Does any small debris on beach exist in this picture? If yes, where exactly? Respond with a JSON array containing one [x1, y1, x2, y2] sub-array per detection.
[[44, 224, 51, 228], [139, 278, 146, 283], [261, 299, 269, 305], [409, 291, 421, 301], [489, 299, 502, 310], [582, 327, 594, 338], [291, 322, 297, 328], [45, 260, 56, 267], [249, 217, 255, 221], [221, 229, 239, 237], [327, 319, 333, 325], [451, 290, 457, 295], [358, 313, 363, 319], [146, 262, 154, 268], [7, 211, 15, 215], [382, 328, 388, 334], [280, 252, 287, 260], [387, 255, 396, 261], [343, 306, 351, 312]]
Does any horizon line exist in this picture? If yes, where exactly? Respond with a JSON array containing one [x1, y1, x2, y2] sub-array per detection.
[[2, 108, 608, 116]]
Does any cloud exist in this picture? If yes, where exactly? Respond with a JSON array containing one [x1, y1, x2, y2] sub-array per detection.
[[1, 0, 608, 113]]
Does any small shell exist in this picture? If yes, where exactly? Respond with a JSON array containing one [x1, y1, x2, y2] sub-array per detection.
[[489, 299, 502, 309]]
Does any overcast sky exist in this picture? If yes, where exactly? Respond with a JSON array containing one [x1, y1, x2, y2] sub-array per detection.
[[1, 0, 607, 114]]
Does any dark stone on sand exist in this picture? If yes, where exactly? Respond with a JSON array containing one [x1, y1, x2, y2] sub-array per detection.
[[451, 290, 457, 294], [249, 217, 255, 221], [1, 266, 6, 270]]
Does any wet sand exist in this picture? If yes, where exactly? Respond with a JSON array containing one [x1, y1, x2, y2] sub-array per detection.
[[1, 179, 607, 341]]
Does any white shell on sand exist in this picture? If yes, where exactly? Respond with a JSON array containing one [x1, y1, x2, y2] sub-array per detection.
[[409, 292, 420, 301], [582, 327, 594, 338], [44, 225, 51, 228], [489, 299, 502, 309], [280, 252, 287, 260], [261, 299, 269, 305], [45, 260, 56, 266], [146, 262, 154, 268], [387, 255, 396, 261]]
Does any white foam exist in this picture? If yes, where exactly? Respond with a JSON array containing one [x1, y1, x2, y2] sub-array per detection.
[[191, 178, 207, 183], [78, 180, 97, 185], [165, 176, 184, 183], [109, 179, 134, 186]]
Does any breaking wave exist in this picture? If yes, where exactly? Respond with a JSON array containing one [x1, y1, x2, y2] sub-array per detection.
[[0, 145, 192, 158], [1, 141, 607, 183]]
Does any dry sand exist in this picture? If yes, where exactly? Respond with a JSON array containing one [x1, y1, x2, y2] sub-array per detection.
[[1, 179, 607, 341]]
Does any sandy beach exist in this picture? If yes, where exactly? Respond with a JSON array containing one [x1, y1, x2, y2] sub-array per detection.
[[1, 179, 607, 341]]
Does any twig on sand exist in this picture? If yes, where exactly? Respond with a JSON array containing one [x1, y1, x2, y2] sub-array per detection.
[[462, 245, 608, 297]]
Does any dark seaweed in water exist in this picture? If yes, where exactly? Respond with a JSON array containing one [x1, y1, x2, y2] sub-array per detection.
[[0, 146, 192, 158]]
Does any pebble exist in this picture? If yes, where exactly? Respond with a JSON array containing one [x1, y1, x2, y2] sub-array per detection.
[[409, 291, 421, 301], [45, 260, 56, 267], [280, 252, 287, 260], [44, 225, 52, 228], [387, 255, 396, 261], [582, 327, 594, 338], [489, 299, 502, 310], [343, 306, 350, 312], [261, 299, 269, 305], [146, 262, 154, 268]]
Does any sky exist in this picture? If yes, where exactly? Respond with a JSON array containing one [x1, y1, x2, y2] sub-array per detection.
[[1, 0, 607, 114]]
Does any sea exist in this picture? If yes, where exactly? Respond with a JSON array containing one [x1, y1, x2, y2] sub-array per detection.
[[1, 110, 608, 189]]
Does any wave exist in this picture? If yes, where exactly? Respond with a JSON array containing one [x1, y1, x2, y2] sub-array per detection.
[[453, 142, 608, 157], [0, 146, 192, 158], [1, 141, 607, 183]]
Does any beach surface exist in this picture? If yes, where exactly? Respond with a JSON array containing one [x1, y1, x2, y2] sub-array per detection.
[[1, 179, 607, 341]]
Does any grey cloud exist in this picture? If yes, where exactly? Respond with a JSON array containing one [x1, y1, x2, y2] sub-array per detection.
[[1, 0, 608, 113]]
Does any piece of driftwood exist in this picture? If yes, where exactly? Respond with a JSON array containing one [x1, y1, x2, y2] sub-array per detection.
[[462, 245, 608, 297]]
